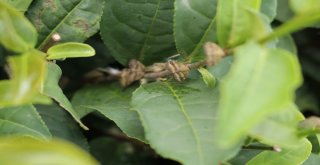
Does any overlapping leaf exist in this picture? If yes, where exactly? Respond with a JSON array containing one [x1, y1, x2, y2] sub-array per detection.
[[174, 0, 217, 61], [247, 139, 311, 165], [260, 0, 277, 22], [0, 1, 37, 53], [27, 0, 104, 49], [3, 0, 33, 12], [216, 42, 302, 147], [0, 105, 51, 139], [100, 0, 176, 65], [72, 84, 145, 142], [43, 63, 87, 130], [47, 42, 95, 60]]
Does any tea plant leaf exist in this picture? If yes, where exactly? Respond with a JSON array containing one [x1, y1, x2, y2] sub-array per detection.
[[0, 105, 51, 139], [303, 153, 320, 165], [47, 42, 95, 60], [247, 138, 312, 165], [276, 0, 293, 22], [290, 0, 320, 14], [0, 50, 51, 106], [249, 104, 305, 148], [198, 68, 216, 88], [36, 104, 89, 150], [132, 79, 241, 165], [72, 84, 145, 142], [43, 63, 88, 130], [277, 35, 297, 54], [27, 0, 103, 49], [0, 137, 98, 165], [174, 0, 217, 61], [261, 0, 277, 22], [3, 0, 33, 12], [216, 0, 263, 47], [0, 1, 37, 53], [100, 0, 176, 65], [216, 42, 302, 147]]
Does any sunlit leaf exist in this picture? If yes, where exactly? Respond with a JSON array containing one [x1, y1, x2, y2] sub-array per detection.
[[47, 42, 95, 60], [27, 0, 104, 49], [247, 138, 312, 165], [0, 136, 98, 165], [0, 105, 51, 139], [0, 1, 37, 52], [100, 0, 176, 65], [0, 50, 50, 107], [72, 84, 145, 142], [3, 0, 33, 12], [43, 63, 88, 130], [216, 42, 302, 147], [290, 0, 320, 14]]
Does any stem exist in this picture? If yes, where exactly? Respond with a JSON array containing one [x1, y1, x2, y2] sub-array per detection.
[[242, 145, 281, 152]]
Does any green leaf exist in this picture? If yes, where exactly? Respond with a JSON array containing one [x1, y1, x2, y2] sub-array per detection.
[[27, 0, 104, 49], [100, 0, 176, 65], [198, 68, 216, 88], [229, 149, 261, 165], [0, 1, 37, 53], [132, 79, 241, 165], [47, 42, 95, 60], [277, 35, 297, 54], [303, 153, 320, 165], [216, 0, 264, 47], [260, 0, 277, 22], [174, 0, 217, 61], [216, 42, 302, 147], [247, 139, 312, 165], [36, 104, 89, 150], [249, 104, 305, 148], [276, 0, 293, 22], [3, 0, 33, 12], [0, 105, 51, 139], [0, 50, 51, 106], [72, 84, 145, 142], [0, 136, 98, 165], [43, 63, 88, 130], [290, 0, 320, 14]]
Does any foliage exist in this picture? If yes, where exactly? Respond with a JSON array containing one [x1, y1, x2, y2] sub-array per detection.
[[0, 0, 320, 164]]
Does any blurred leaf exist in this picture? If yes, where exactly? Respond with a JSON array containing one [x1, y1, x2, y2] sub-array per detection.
[[216, 42, 302, 147], [247, 138, 312, 165], [198, 68, 216, 88], [132, 79, 241, 165], [296, 85, 319, 111], [27, 0, 104, 49], [0, 1, 37, 53], [260, 0, 277, 22], [36, 104, 89, 150], [72, 84, 145, 142], [303, 153, 320, 165], [249, 104, 305, 148], [90, 137, 154, 165], [276, 0, 293, 22], [0, 105, 51, 139], [43, 63, 88, 130], [0, 50, 51, 106], [207, 55, 233, 81], [47, 42, 95, 60], [299, 117, 320, 136], [307, 135, 320, 154], [216, 0, 266, 47], [290, 0, 320, 14], [0, 136, 98, 165], [3, 0, 33, 12], [277, 35, 297, 54], [228, 149, 261, 165], [174, 0, 217, 61], [100, 0, 176, 65]]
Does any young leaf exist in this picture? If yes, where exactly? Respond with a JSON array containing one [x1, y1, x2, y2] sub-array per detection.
[[0, 50, 51, 106], [290, 0, 320, 14], [0, 105, 51, 140], [174, 0, 218, 61], [198, 68, 216, 88], [27, 0, 104, 49], [249, 104, 305, 148], [100, 0, 176, 65], [216, 42, 302, 147], [43, 63, 88, 130], [247, 138, 312, 165], [0, 137, 98, 165], [3, 0, 33, 12], [47, 42, 95, 60], [132, 80, 241, 165], [72, 84, 145, 142], [36, 104, 89, 150], [216, 0, 263, 47], [260, 0, 277, 23], [277, 35, 297, 54], [0, 1, 37, 53]]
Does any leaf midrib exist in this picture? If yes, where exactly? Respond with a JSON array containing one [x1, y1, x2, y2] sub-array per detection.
[[38, 0, 84, 49], [165, 82, 204, 165]]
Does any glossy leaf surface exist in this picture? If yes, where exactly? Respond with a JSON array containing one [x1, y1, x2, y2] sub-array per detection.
[[100, 0, 176, 65], [47, 42, 95, 60]]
